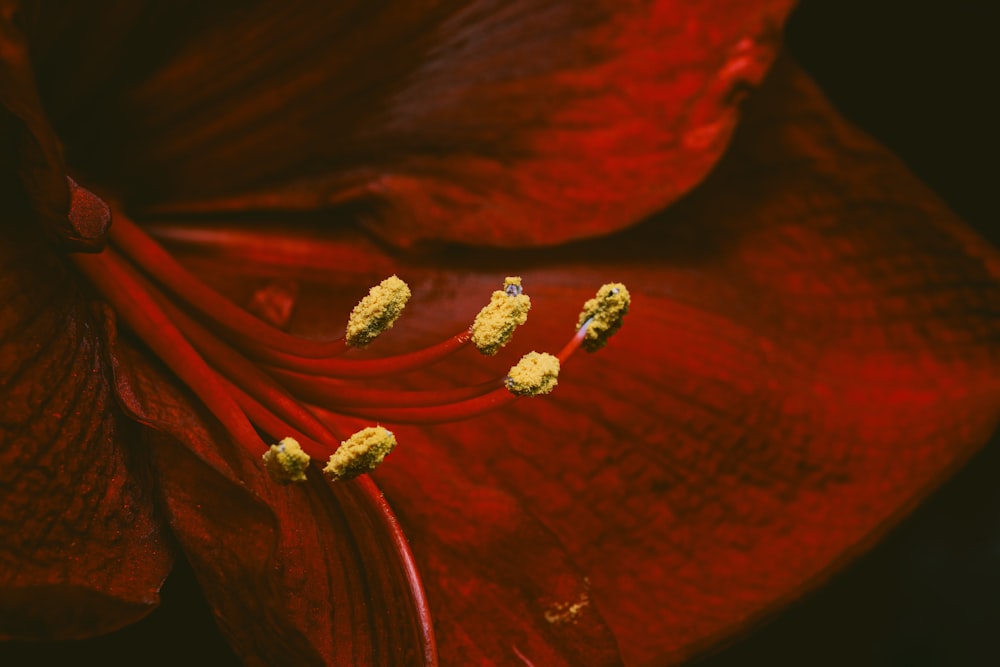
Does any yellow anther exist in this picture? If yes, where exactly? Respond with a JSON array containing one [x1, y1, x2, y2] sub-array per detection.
[[324, 426, 397, 482], [262, 437, 311, 484], [506, 351, 560, 397], [471, 276, 531, 355], [346, 275, 411, 348], [576, 283, 630, 352]]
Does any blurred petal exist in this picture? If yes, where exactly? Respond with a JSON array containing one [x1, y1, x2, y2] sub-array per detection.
[[0, 213, 172, 639], [29, 0, 793, 247], [108, 340, 436, 665], [155, 55, 1000, 664]]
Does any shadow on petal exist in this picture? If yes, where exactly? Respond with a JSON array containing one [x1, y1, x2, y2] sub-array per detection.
[[0, 214, 172, 640], [108, 339, 437, 666]]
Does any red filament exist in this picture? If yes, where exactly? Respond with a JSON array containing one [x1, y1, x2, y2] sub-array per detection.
[[72, 208, 593, 467]]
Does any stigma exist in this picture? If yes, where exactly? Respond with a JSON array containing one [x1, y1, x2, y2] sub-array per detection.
[[67, 182, 629, 485]]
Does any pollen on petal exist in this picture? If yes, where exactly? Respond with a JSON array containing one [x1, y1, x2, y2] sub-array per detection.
[[472, 276, 531, 355], [506, 351, 560, 397], [262, 437, 311, 484], [577, 282, 630, 352], [324, 426, 397, 482], [346, 275, 411, 348]]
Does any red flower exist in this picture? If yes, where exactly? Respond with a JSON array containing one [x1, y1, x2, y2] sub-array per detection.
[[3, 1, 999, 665]]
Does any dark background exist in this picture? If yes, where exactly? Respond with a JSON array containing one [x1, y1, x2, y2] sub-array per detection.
[[2, 1, 997, 664], [698, 1, 999, 665]]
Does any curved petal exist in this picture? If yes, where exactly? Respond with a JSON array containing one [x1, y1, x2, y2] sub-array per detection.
[[154, 56, 1000, 664], [30, 0, 792, 247], [108, 340, 436, 666], [0, 213, 172, 639]]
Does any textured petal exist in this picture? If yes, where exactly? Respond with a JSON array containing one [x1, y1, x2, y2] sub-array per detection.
[[0, 213, 172, 639], [153, 56, 1000, 665], [108, 341, 435, 666], [28, 0, 792, 247]]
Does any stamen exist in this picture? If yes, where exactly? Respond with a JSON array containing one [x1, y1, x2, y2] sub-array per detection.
[[324, 427, 397, 481], [262, 437, 311, 484], [72, 188, 628, 487], [576, 283, 630, 352], [471, 276, 531, 355], [345, 275, 411, 348], [304, 304, 608, 424], [505, 351, 560, 397]]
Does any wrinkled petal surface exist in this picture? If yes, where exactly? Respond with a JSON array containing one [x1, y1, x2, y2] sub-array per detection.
[[0, 213, 172, 639], [28, 0, 792, 247], [154, 57, 1000, 665]]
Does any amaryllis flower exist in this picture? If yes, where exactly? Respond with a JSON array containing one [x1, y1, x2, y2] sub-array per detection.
[[3, 1, 999, 666]]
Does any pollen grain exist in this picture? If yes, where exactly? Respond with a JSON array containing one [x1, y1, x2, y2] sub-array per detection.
[[324, 426, 397, 481], [506, 351, 560, 397], [262, 437, 311, 484], [346, 275, 411, 348], [577, 282, 630, 352]]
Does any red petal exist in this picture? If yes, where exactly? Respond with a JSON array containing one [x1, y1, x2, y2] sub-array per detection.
[[154, 56, 1000, 664], [108, 341, 436, 666], [0, 215, 172, 638], [371, 432, 624, 666], [32, 0, 793, 247]]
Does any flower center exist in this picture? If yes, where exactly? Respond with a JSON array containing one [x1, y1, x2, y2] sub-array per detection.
[[66, 181, 629, 484]]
